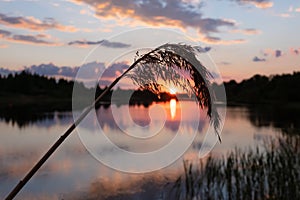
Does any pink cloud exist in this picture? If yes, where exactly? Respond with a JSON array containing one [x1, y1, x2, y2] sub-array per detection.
[[0, 28, 61, 46], [233, 0, 273, 9], [278, 13, 292, 18], [71, 0, 243, 45], [251, 1, 273, 8], [201, 35, 246, 45], [0, 13, 78, 32], [231, 28, 261, 35]]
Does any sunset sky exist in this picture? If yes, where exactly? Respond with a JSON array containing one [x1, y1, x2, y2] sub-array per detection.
[[0, 0, 299, 81]]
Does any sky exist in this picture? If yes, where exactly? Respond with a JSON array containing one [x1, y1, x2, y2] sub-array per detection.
[[0, 0, 299, 82]]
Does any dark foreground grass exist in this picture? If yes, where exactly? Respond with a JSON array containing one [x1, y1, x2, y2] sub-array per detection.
[[169, 134, 300, 200]]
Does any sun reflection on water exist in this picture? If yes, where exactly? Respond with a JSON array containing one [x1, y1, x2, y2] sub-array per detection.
[[170, 99, 177, 119]]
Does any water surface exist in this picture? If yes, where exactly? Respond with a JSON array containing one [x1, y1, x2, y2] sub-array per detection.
[[0, 102, 297, 199]]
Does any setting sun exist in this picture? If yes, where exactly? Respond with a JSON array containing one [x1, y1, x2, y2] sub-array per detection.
[[169, 87, 177, 95]]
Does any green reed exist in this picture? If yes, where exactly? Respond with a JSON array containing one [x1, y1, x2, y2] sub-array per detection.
[[168, 134, 300, 200]]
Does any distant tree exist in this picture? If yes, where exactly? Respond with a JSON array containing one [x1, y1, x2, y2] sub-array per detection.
[[222, 72, 300, 103]]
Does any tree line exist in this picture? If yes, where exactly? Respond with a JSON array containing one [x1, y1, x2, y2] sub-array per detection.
[[0, 70, 87, 98], [214, 72, 300, 104], [0, 71, 173, 107], [1, 70, 299, 105]]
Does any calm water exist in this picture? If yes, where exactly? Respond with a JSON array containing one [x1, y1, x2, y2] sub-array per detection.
[[0, 101, 297, 200]]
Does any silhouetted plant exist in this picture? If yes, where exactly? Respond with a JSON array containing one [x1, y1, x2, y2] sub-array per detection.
[[127, 43, 221, 140]]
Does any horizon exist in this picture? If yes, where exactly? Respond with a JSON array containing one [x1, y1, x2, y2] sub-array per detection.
[[1, 65, 298, 85]]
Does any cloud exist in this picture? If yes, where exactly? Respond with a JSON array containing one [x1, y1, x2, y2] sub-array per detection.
[[275, 6, 296, 18], [194, 46, 212, 53], [68, 40, 103, 46], [80, 8, 94, 16], [100, 40, 131, 48], [290, 48, 299, 55], [101, 62, 128, 78], [218, 61, 231, 65], [0, 13, 77, 32], [26, 63, 79, 77], [263, 48, 284, 58], [232, 0, 273, 9], [24, 62, 122, 80], [0, 68, 17, 76], [71, 0, 240, 44], [288, 6, 300, 13], [0, 28, 59, 46], [232, 28, 261, 35], [9, 34, 57, 45], [202, 35, 246, 45], [253, 56, 266, 62], [278, 13, 291, 18], [0, 29, 11, 38], [275, 50, 282, 58], [51, 2, 60, 7], [0, 61, 129, 85], [98, 79, 114, 86], [198, 18, 236, 34], [68, 39, 131, 48]]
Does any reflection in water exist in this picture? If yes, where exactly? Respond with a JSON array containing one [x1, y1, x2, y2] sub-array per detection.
[[0, 103, 299, 199], [247, 105, 300, 130], [170, 99, 176, 119], [0, 107, 73, 128]]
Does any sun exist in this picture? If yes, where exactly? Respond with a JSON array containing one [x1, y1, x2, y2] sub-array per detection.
[[169, 87, 177, 95]]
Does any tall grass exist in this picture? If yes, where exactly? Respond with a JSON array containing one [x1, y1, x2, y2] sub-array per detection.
[[169, 134, 300, 200]]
